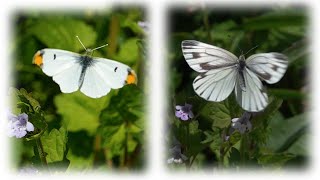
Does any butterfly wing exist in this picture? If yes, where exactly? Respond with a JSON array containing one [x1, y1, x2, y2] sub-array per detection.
[[246, 53, 288, 84], [33, 49, 82, 93], [80, 58, 137, 98], [182, 40, 239, 101], [182, 40, 238, 72], [235, 68, 268, 112]]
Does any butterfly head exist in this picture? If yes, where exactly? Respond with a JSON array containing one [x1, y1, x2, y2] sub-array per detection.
[[84, 48, 95, 57], [238, 55, 246, 70], [76, 35, 108, 57]]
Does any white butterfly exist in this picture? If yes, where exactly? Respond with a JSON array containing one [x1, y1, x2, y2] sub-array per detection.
[[181, 40, 288, 112], [33, 36, 137, 98]]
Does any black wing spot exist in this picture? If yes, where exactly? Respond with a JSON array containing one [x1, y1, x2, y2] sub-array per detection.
[[114, 67, 118, 72], [53, 54, 56, 60]]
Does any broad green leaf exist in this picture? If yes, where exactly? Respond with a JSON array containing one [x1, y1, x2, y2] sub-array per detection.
[[268, 88, 306, 100], [105, 124, 126, 155], [29, 17, 96, 52], [99, 85, 144, 157], [54, 91, 112, 135], [241, 10, 306, 30], [265, 113, 308, 156], [282, 39, 308, 64], [287, 133, 309, 156], [114, 38, 140, 64], [258, 153, 296, 167], [250, 97, 283, 145], [200, 102, 231, 128], [41, 127, 67, 163]]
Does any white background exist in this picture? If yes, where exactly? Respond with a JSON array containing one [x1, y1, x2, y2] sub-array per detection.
[[0, 0, 319, 179]]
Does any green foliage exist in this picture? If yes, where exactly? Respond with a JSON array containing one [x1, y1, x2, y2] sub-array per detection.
[[11, 7, 146, 171], [168, 6, 308, 170], [41, 127, 67, 163], [54, 92, 112, 135], [98, 85, 144, 167], [29, 17, 97, 51]]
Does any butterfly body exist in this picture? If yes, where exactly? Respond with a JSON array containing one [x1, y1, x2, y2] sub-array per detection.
[[237, 55, 247, 91], [181, 40, 288, 112]]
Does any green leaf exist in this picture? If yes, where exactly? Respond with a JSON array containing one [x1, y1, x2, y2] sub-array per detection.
[[282, 39, 308, 64], [249, 98, 283, 145], [54, 91, 112, 135], [258, 153, 296, 167], [204, 129, 222, 151], [114, 38, 140, 64], [29, 17, 96, 52], [229, 131, 242, 145], [241, 10, 307, 30], [268, 88, 306, 100], [228, 147, 241, 166], [41, 127, 67, 163], [266, 113, 309, 156], [173, 120, 206, 157], [200, 102, 232, 129], [99, 85, 144, 157], [9, 88, 41, 113]]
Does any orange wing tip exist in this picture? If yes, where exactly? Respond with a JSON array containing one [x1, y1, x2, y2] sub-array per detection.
[[126, 69, 137, 85], [32, 51, 43, 67]]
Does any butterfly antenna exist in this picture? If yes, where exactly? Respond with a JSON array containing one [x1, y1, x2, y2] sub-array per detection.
[[244, 45, 259, 56], [237, 46, 244, 55], [92, 43, 109, 51], [76, 36, 87, 51]]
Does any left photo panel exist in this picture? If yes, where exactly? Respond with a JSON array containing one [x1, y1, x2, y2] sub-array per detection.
[[8, 6, 148, 173]]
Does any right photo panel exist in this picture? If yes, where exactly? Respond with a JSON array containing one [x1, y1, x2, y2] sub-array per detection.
[[166, 4, 309, 171]]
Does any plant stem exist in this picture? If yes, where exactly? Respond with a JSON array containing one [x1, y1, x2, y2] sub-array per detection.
[[124, 121, 129, 169], [203, 9, 212, 42], [189, 152, 199, 167], [218, 129, 227, 168], [35, 138, 47, 169], [240, 134, 247, 165], [185, 123, 190, 171]]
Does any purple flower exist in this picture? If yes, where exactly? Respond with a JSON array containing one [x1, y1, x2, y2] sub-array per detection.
[[8, 112, 34, 138], [230, 117, 252, 134], [175, 103, 194, 121]]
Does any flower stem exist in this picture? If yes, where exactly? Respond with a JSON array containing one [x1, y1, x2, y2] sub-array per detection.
[[240, 134, 247, 165], [203, 8, 212, 42], [186, 123, 190, 171], [35, 138, 47, 169], [123, 120, 129, 169], [218, 129, 227, 168]]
